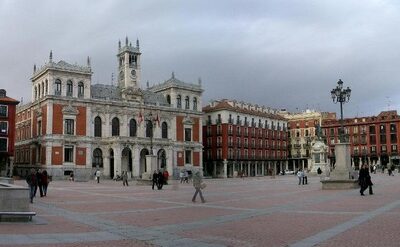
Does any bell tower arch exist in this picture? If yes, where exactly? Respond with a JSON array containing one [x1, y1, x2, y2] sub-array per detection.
[[117, 37, 141, 89]]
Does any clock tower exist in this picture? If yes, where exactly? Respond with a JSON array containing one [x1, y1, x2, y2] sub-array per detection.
[[117, 37, 141, 89]]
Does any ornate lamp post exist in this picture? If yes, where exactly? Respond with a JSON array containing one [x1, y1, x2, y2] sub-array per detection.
[[331, 79, 351, 143]]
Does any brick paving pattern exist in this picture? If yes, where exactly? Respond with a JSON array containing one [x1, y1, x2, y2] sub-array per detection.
[[1, 173, 400, 246]]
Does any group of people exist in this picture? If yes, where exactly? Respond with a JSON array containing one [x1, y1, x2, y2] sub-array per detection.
[[296, 169, 308, 185], [26, 168, 49, 203], [179, 169, 192, 183], [152, 169, 169, 190]]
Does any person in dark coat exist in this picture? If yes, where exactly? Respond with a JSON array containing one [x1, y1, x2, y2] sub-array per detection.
[[41, 170, 49, 196], [26, 169, 38, 203], [359, 164, 373, 196], [152, 170, 158, 190], [36, 169, 44, 197], [157, 171, 164, 190]]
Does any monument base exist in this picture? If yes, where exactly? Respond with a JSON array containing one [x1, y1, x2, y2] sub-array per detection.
[[321, 179, 359, 190]]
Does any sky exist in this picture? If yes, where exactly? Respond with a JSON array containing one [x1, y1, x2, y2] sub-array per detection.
[[1, 0, 400, 118]]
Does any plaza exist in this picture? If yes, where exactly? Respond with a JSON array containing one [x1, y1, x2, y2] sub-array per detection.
[[1, 173, 400, 247]]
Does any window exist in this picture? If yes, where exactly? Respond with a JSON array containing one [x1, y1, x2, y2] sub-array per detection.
[[185, 96, 190, 109], [55, 79, 61, 95], [369, 125, 376, 134], [94, 116, 102, 137], [64, 119, 74, 135], [144, 120, 152, 138], [380, 124, 386, 134], [166, 95, 171, 105], [390, 123, 396, 133], [162, 122, 168, 139], [185, 150, 192, 164], [0, 122, 7, 134], [78, 82, 84, 98], [129, 119, 137, 137], [37, 120, 41, 136], [92, 148, 103, 168], [177, 95, 182, 108], [66, 80, 73, 96], [185, 128, 192, 142], [392, 145, 397, 152], [64, 146, 74, 162], [0, 105, 7, 117], [0, 138, 7, 152], [193, 97, 197, 110], [34, 87, 38, 100], [112, 117, 120, 136]]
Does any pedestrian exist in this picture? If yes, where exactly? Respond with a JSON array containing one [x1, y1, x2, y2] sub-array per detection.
[[26, 169, 37, 203], [69, 171, 74, 181], [359, 164, 373, 196], [36, 169, 44, 197], [122, 171, 129, 186], [390, 165, 395, 176], [192, 171, 206, 203], [163, 169, 169, 185], [373, 165, 377, 174], [297, 169, 303, 185], [179, 169, 185, 183], [157, 170, 164, 190], [152, 170, 158, 190], [303, 169, 308, 185], [41, 170, 49, 196], [95, 170, 101, 183], [317, 167, 322, 175], [184, 170, 189, 183]]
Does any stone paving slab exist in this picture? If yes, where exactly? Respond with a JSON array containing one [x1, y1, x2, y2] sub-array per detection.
[[0, 174, 400, 246]]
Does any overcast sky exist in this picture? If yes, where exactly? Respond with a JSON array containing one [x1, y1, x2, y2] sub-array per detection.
[[1, 0, 400, 118]]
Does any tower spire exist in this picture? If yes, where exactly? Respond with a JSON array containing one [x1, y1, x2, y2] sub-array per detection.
[[118, 40, 121, 49], [33, 64, 36, 73], [49, 50, 53, 62], [136, 38, 139, 49], [125, 36, 128, 46], [87, 56, 91, 67], [172, 71, 175, 79]]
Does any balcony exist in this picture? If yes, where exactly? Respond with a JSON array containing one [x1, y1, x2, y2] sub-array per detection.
[[228, 129, 233, 135], [244, 143, 249, 148], [228, 118, 233, 124]]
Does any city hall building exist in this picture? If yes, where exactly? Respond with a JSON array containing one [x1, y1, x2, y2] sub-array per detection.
[[14, 38, 203, 179]]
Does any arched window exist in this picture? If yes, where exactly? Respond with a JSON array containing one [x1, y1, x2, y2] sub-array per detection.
[[94, 116, 102, 137], [66, 80, 73, 96], [112, 117, 120, 136], [162, 122, 168, 139], [185, 96, 190, 109], [177, 95, 181, 108], [129, 119, 137, 137], [92, 148, 103, 168], [193, 97, 197, 111], [34, 87, 38, 100], [55, 79, 61, 95], [146, 120, 153, 138], [41, 82, 44, 96], [45, 80, 48, 95], [78, 82, 84, 98], [166, 95, 171, 105], [38, 84, 41, 98]]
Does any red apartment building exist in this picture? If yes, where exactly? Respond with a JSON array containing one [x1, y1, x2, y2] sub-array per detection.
[[203, 99, 288, 177], [0, 89, 19, 176], [322, 110, 400, 170]]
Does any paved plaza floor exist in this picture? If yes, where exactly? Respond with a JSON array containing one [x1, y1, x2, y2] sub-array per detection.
[[1, 173, 400, 247]]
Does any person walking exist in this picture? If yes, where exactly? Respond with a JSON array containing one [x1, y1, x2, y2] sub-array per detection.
[[303, 169, 308, 185], [179, 170, 185, 183], [163, 169, 169, 185], [297, 169, 303, 185], [36, 169, 44, 197], [192, 171, 206, 203], [122, 171, 129, 186], [157, 170, 164, 190], [152, 170, 158, 190], [95, 170, 101, 183], [41, 170, 49, 196], [26, 169, 37, 203], [359, 164, 373, 196]]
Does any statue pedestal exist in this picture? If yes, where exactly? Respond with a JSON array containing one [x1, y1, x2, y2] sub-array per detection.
[[321, 143, 358, 190]]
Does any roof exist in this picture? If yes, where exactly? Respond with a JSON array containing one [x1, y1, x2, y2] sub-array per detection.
[[149, 73, 203, 93], [0, 96, 19, 105], [91, 84, 169, 106], [32, 60, 92, 79], [203, 100, 286, 121]]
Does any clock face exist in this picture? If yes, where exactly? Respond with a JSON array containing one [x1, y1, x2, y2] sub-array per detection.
[[131, 70, 136, 77]]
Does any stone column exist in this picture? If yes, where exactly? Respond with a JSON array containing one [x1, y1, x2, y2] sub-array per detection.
[[213, 161, 217, 177], [330, 143, 353, 180], [223, 159, 227, 178], [247, 163, 251, 177], [262, 163, 265, 176]]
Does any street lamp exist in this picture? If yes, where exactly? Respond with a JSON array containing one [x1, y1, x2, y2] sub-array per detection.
[[331, 79, 351, 143]]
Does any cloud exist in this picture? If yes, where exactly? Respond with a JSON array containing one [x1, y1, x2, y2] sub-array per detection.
[[1, 0, 400, 118]]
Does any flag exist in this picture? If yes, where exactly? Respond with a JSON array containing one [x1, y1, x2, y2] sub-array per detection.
[[138, 110, 143, 125], [155, 113, 160, 127]]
